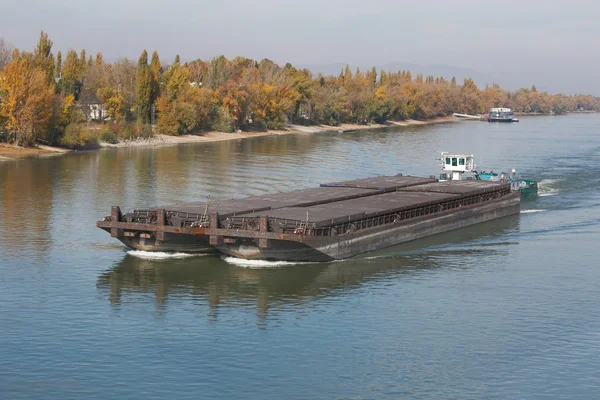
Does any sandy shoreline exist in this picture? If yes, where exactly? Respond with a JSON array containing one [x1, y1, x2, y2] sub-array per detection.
[[99, 117, 457, 149], [0, 117, 456, 159], [0, 143, 71, 160]]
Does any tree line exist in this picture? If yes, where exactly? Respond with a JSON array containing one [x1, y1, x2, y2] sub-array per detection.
[[1, 32, 599, 148]]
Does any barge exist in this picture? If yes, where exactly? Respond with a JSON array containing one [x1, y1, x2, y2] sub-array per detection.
[[97, 172, 520, 262]]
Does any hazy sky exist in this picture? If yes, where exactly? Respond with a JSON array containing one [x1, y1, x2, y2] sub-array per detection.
[[1, 0, 598, 94]]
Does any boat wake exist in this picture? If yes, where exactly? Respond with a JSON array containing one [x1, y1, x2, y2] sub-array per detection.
[[222, 256, 315, 268], [127, 250, 199, 260], [520, 209, 547, 214], [537, 179, 561, 197]]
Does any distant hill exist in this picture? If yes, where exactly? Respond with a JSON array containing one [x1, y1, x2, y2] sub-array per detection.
[[297, 62, 517, 91]]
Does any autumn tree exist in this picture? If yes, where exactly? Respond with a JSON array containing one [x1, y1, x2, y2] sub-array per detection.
[[33, 31, 55, 86], [459, 78, 484, 114], [308, 77, 350, 125], [79, 56, 109, 121], [0, 38, 14, 71], [97, 87, 126, 122], [106, 58, 137, 108], [156, 61, 213, 135], [6, 36, 596, 146], [206, 55, 230, 90], [88, 58, 135, 124], [186, 59, 207, 85], [0, 52, 54, 146]]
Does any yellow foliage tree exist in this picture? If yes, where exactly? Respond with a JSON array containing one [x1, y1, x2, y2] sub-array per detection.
[[97, 87, 126, 123], [156, 62, 214, 135], [0, 53, 54, 146]]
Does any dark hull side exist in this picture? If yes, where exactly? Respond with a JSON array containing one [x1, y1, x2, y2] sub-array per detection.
[[520, 186, 538, 201], [488, 118, 519, 122], [216, 192, 521, 262], [99, 229, 216, 253]]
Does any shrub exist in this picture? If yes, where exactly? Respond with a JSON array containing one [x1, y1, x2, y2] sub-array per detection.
[[210, 107, 235, 133], [99, 126, 117, 144], [119, 122, 137, 140], [250, 119, 268, 132], [135, 121, 153, 138], [0, 125, 8, 143], [60, 124, 99, 149]]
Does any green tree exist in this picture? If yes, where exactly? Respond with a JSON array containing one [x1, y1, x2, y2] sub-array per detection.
[[150, 51, 161, 104], [55, 50, 62, 79], [60, 49, 86, 100], [135, 50, 152, 123]]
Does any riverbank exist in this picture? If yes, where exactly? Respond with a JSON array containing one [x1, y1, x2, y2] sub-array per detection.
[[99, 117, 457, 149], [0, 143, 71, 160], [0, 117, 456, 159]]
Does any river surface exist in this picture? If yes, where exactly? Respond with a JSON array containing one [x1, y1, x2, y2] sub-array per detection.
[[1, 114, 599, 399]]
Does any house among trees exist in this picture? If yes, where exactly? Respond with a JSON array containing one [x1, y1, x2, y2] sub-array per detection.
[[86, 103, 107, 122]]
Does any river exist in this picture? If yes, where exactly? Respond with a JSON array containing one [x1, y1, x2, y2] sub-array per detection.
[[1, 114, 599, 399]]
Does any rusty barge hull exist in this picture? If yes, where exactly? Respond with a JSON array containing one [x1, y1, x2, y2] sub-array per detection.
[[97, 175, 435, 253], [97, 176, 520, 261], [216, 191, 520, 261]]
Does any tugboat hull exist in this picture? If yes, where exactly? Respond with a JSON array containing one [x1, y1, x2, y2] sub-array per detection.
[[488, 118, 519, 122]]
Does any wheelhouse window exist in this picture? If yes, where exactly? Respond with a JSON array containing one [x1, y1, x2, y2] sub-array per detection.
[[452, 158, 458, 167], [459, 158, 465, 166]]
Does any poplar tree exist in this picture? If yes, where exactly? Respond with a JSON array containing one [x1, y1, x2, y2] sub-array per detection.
[[55, 51, 62, 79], [61, 49, 84, 100], [136, 49, 152, 123], [33, 31, 55, 86], [150, 51, 161, 104]]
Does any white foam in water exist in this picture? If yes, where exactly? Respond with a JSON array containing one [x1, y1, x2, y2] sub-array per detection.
[[537, 179, 561, 197], [521, 209, 547, 214], [222, 256, 314, 268], [127, 250, 198, 260]]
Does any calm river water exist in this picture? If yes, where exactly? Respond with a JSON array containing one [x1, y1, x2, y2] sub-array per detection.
[[1, 114, 599, 399]]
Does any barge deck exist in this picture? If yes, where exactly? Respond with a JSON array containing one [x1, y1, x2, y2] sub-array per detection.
[[97, 175, 519, 261]]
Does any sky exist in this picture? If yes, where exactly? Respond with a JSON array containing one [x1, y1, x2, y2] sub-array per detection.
[[1, 0, 598, 94]]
